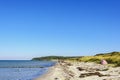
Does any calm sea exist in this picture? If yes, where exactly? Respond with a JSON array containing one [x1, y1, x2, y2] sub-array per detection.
[[0, 60, 56, 80]]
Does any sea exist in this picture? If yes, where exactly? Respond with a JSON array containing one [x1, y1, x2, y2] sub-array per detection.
[[0, 60, 56, 80]]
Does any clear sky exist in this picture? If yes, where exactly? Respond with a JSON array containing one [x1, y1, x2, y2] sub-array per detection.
[[0, 0, 120, 60]]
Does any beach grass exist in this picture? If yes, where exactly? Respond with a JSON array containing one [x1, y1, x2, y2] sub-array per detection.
[[78, 52, 120, 67]]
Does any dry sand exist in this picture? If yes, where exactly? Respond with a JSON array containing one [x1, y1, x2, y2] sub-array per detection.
[[34, 61, 120, 80]]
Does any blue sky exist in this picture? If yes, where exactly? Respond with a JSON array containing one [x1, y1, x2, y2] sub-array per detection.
[[0, 0, 120, 60]]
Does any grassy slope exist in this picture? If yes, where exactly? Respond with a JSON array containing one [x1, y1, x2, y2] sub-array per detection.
[[32, 52, 120, 67], [78, 52, 120, 66]]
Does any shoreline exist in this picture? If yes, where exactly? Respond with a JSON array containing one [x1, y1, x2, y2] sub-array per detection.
[[34, 62, 66, 80], [34, 61, 120, 80]]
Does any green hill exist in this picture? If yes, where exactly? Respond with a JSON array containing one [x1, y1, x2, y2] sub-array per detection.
[[32, 56, 82, 61], [79, 52, 120, 66]]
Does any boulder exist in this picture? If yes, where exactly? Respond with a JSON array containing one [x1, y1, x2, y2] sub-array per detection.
[[101, 59, 108, 65]]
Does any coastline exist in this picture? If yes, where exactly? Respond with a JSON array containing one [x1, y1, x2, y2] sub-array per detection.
[[34, 62, 66, 80], [34, 61, 120, 80]]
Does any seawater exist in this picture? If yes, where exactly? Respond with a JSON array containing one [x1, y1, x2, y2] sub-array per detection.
[[0, 60, 56, 80]]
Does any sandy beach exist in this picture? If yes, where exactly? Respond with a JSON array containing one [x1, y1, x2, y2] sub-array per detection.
[[34, 61, 120, 80]]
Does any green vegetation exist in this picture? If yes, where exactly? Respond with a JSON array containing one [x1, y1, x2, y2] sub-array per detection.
[[32, 56, 83, 61], [79, 52, 120, 67], [32, 52, 120, 67]]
